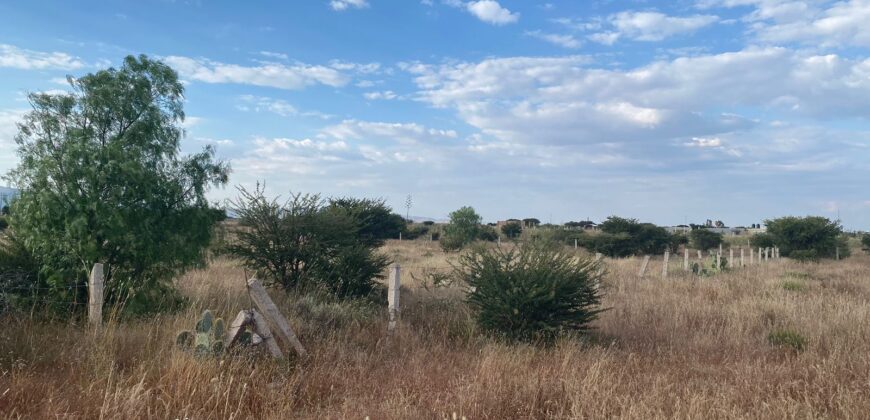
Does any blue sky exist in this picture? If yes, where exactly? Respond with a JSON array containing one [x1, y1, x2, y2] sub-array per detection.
[[1, 0, 869, 229]]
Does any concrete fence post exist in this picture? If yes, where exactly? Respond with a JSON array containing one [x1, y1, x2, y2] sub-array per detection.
[[683, 248, 689, 271], [729, 248, 734, 268], [662, 251, 669, 279], [836, 247, 840, 261], [88, 263, 104, 330], [388, 264, 401, 332], [740, 247, 745, 267], [758, 247, 763, 264], [638, 255, 651, 278]]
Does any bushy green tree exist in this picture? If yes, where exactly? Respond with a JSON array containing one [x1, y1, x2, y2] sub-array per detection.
[[500, 222, 522, 238], [588, 216, 673, 257], [765, 216, 844, 260], [3, 55, 229, 312], [460, 243, 604, 342], [441, 206, 482, 251], [690, 229, 724, 251], [477, 226, 499, 242], [326, 197, 405, 246], [862, 234, 870, 253], [225, 185, 389, 299], [749, 232, 776, 249]]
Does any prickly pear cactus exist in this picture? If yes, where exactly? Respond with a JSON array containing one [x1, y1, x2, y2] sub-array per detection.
[[176, 310, 225, 356]]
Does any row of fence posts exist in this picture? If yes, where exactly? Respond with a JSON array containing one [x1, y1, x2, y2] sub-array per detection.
[[639, 246, 781, 278]]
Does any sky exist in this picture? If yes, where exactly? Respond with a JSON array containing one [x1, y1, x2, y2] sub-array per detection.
[[0, 0, 869, 229]]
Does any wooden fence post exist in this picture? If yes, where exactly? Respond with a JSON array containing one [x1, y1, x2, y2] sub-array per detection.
[[683, 248, 689, 271], [661, 251, 669, 279], [638, 255, 650, 278], [740, 248, 745, 267], [246, 278, 307, 357], [388, 264, 401, 332], [758, 247, 762, 263], [729, 248, 734, 268], [88, 263, 104, 330]]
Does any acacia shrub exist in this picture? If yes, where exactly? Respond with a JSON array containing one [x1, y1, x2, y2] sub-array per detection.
[[460, 243, 604, 342]]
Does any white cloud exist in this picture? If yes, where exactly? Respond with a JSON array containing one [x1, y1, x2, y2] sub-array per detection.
[[363, 90, 400, 100], [686, 136, 723, 147], [162, 56, 349, 90], [320, 120, 458, 145], [0, 44, 85, 70], [330, 0, 369, 11], [259, 51, 289, 61], [702, 0, 870, 47], [525, 30, 582, 48], [407, 47, 870, 154], [590, 11, 719, 44], [466, 1, 519, 25], [237, 95, 333, 119]]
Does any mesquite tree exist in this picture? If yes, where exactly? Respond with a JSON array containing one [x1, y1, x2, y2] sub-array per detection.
[[5, 55, 229, 311]]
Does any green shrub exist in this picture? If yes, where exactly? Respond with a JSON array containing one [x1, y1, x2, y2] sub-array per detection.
[[402, 224, 430, 240], [441, 206, 482, 251], [477, 226, 499, 242], [225, 185, 390, 300], [690, 229, 724, 251], [589, 216, 675, 257], [765, 216, 843, 259], [500, 222, 522, 238], [0, 216, 7, 231], [750, 232, 776, 249], [767, 329, 807, 352], [459, 243, 605, 342], [422, 220, 435, 226]]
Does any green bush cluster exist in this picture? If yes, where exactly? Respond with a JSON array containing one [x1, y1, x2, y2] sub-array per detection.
[[763, 216, 847, 261], [441, 206, 482, 251], [224, 185, 392, 300], [583, 216, 676, 257], [459, 243, 605, 342]]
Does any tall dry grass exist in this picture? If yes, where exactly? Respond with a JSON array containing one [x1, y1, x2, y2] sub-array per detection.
[[1, 242, 869, 419]]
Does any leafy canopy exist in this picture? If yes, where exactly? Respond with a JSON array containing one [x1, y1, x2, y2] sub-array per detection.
[[690, 229, 724, 251], [441, 206, 482, 251], [764, 216, 846, 260], [4, 55, 229, 310]]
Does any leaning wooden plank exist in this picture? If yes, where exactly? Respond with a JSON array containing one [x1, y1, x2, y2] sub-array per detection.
[[226, 310, 254, 347], [247, 277, 308, 358], [251, 309, 283, 359]]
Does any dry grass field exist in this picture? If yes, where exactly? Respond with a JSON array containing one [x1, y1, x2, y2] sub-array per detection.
[[1, 240, 869, 419]]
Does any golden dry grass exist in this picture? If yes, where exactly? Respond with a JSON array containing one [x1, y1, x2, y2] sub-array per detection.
[[1, 242, 869, 419]]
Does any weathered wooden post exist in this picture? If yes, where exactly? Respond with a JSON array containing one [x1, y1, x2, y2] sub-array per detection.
[[750, 248, 754, 264], [683, 248, 689, 271], [740, 247, 745, 267], [638, 255, 650, 278], [388, 264, 401, 332], [765, 247, 770, 262], [716, 251, 721, 271], [88, 263, 104, 330], [729, 248, 734, 268], [661, 251, 669, 279], [758, 247, 763, 263], [247, 277, 307, 357], [719, 244, 723, 257]]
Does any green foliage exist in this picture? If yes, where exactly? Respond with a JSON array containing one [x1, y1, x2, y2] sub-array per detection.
[[422, 220, 435, 226], [749, 232, 776, 249], [767, 329, 807, 352], [5, 55, 229, 313], [690, 229, 724, 251], [500, 222, 522, 238], [225, 185, 390, 299], [477, 226, 499, 242], [176, 310, 225, 356], [0, 216, 7, 231], [522, 218, 541, 228], [441, 206, 482, 251], [326, 197, 406, 246], [402, 224, 430, 240], [587, 216, 674, 257], [862, 234, 870, 253], [459, 243, 605, 342], [765, 216, 843, 260]]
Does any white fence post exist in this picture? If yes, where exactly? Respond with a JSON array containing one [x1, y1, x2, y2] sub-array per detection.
[[758, 247, 763, 263], [388, 264, 401, 332], [683, 248, 689, 271], [662, 251, 669, 279], [89, 263, 104, 330], [740, 247, 745, 267], [729, 248, 734, 268], [638, 255, 650, 278]]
